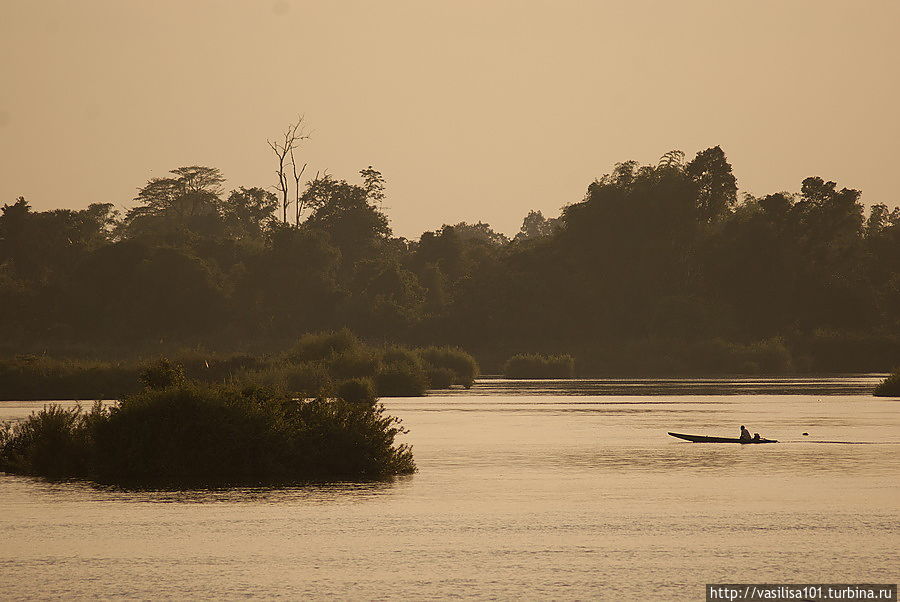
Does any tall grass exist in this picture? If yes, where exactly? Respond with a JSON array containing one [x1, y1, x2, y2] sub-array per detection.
[[503, 354, 575, 378], [0, 382, 416, 486]]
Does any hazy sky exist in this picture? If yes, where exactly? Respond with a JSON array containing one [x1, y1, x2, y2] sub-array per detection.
[[1, 0, 898, 238]]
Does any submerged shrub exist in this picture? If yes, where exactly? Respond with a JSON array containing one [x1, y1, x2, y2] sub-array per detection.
[[503, 354, 575, 379], [337, 377, 377, 404], [380, 347, 423, 372], [874, 369, 900, 397], [375, 365, 428, 397], [425, 367, 455, 389], [0, 382, 416, 486], [417, 346, 479, 388]]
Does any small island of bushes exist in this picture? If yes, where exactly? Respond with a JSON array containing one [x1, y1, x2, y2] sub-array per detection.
[[0, 360, 416, 486]]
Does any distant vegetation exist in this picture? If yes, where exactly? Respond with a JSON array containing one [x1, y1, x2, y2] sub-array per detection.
[[0, 379, 416, 486], [2, 143, 900, 373], [873, 369, 900, 397], [504, 354, 576, 378], [0, 330, 479, 401]]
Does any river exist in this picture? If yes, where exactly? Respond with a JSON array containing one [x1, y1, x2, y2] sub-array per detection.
[[1, 376, 897, 600]]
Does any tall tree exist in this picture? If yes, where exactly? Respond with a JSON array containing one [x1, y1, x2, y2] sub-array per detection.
[[268, 117, 309, 223], [685, 146, 737, 223]]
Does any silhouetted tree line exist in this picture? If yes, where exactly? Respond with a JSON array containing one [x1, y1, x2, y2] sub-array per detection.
[[3, 146, 899, 373]]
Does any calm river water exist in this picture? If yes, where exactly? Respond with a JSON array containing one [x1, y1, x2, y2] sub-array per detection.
[[1, 377, 898, 600]]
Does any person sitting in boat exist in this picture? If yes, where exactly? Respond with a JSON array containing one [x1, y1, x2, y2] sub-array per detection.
[[740, 425, 752, 441], [753, 433, 761, 441]]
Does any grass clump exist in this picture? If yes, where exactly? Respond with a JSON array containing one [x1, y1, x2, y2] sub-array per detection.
[[503, 353, 576, 378], [0, 380, 415, 486], [874, 369, 900, 397]]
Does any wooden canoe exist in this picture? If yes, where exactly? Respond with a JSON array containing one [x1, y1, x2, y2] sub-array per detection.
[[668, 432, 778, 444]]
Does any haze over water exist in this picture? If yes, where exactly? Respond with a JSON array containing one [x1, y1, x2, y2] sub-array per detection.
[[1, 377, 897, 600]]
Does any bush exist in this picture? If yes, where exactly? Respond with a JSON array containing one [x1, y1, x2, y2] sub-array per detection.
[[426, 367, 455, 389], [0, 402, 105, 478], [328, 350, 380, 380], [337, 377, 377, 404], [0, 382, 416, 486], [375, 365, 428, 397], [417, 346, 479, 388], [139, 358, 186, 390], [380, 347, 423, 371], [290, 329, 360, 363], [242, 362, 332, 398], [874, 369, 900, 397], [503, 353, 575, 379]]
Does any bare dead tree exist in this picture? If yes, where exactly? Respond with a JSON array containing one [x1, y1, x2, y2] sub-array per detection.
[[290, 146, 307, 225], [267, 117, 309, 223]]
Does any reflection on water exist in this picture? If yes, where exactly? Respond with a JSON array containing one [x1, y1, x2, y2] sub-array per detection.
[[4, 477, 408, 505], [0, 377, 897, 600], [443, 375, 887, 396]]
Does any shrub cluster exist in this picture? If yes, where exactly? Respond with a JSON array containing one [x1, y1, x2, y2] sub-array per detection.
[[503, 354, 576, 379], [241, 331, 479, 397], [0, 381, 416, 486]]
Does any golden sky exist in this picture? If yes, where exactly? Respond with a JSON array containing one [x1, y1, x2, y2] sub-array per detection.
[[1, 0, 898, 237]]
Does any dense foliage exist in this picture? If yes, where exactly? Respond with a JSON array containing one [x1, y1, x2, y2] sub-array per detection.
[[0, 381, 416, 485], [3, 148, 900, 373]]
